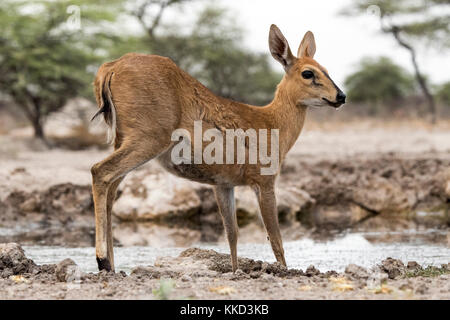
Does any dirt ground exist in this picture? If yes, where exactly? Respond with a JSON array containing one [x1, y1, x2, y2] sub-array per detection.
[[1, 243, 449, 300]]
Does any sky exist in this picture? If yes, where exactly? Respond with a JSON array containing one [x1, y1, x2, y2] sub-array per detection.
[[161, 0, 449, 86]]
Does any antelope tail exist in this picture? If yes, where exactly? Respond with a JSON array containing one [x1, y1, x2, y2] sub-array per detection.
[[91, 71, 116, 145]]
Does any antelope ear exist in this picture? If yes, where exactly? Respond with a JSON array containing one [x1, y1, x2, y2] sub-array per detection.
[[268, 24, 296, 72], [297, 31, 316, 58]]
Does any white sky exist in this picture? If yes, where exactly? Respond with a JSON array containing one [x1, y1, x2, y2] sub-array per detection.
[[159, 0, 449, 86], [218, 0, 450, 86]]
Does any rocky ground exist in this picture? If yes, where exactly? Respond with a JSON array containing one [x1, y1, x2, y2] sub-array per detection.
[[1, 243, 449, 300]]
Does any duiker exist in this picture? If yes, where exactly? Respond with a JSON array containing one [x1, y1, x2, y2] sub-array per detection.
[[91, 24, 345, 272]]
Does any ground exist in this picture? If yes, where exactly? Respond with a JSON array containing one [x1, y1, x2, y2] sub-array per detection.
[[1, 244, 449, 300]]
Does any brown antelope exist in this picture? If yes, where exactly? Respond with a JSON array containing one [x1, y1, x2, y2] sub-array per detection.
[[91, 25, 346, 272]]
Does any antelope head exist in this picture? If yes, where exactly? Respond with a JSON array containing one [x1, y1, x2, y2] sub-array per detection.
[[269, 24, 346, 109]]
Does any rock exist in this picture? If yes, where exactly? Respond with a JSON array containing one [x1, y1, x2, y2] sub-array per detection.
[[235, 184, 314, 225], [0, 243, 37, 276], [55, 258, 83, 282], [180, 274, 192, 282], [259, 273, 275, 281], [4, 184, 92, 218], [352, 177, 410, 213], [366, 271, 389, 288], [305, 265, 320, 277], [445, 181, 450, 199], [276, 185, 314, 223], [345, 264, 369, 280], [19, 196, 40, 213], [113, 223, 201, 247], [406, 261, 421, 271], [380, 258, 405, 279], [41, 183, 93, 216], [114, 171, 203, 221], [415, 283, 429, 295], [234, 187, 260, 223], [131, 266, 163, 279], [311, 203, 372, 229]]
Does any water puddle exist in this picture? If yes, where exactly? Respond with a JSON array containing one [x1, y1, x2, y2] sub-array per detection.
[[23, 230, 450, 274]]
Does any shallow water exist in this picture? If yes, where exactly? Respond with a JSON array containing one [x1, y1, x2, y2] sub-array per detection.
[[23, 230, 450, 274]]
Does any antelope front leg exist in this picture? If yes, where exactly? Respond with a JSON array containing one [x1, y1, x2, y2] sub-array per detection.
[[214, 185, 239, 272], [255, 184, 286, 266]]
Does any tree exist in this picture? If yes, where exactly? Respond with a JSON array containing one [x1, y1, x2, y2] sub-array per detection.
[[436, 81, 450, 107], [344, 57, 415, 114], [0, 0, 124, 140], [343, 0, 450, 122], [131, 4, 282, 105], [131, 0, 193, 42]]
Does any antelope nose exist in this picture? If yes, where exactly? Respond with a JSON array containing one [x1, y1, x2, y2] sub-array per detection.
[[336, 91, 346, 104]]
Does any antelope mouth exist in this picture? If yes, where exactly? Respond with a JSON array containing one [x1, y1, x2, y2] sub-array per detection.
[[322, 98, 343, 108]]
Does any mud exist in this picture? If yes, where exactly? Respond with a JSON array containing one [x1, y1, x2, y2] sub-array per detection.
[[1, 243, 449, 300], [283, 154, 450, 230], [1, 153, 449, 247]]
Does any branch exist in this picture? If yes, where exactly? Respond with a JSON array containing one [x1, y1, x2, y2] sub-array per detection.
[[132, 0, 190, 41], [381, 21, 436, 122]]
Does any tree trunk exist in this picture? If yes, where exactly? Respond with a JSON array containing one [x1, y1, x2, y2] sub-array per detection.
[[20, 99, 47, 142], [391, 28, 437, 123], [31, 115, 45, 139]]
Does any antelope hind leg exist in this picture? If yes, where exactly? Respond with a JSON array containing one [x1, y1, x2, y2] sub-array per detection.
[[91, 143, 162, 272], [214, 185, 239, 272]]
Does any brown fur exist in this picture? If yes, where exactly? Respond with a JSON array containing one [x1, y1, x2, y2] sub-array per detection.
[[91, 25, 345, 272]]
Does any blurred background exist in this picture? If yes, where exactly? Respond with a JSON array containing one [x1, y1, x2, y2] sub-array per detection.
[[0, 0, 449, 272]]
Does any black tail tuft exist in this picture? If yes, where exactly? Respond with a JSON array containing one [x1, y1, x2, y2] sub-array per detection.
[[91, 72, 114, 126], [91, 105, 107, 122]]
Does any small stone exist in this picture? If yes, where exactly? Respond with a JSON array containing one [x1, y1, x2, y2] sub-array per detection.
[[19, 197, 40, 212], [180, 274, 192, 282], [305, 265, 320, 277], [406, 261, 421, 270], [260, 273, 275, 281], [380, 258, 405, 279], [55, 258, 82, 282], [415, 284, 429, 295], [260, 262, 269, 273], [234, 269, 245, 276], [0, 243, 37, 275], [345, 264, 369, 280]]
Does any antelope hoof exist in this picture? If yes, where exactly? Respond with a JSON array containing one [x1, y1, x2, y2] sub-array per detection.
[[96, 257, 112, 272]]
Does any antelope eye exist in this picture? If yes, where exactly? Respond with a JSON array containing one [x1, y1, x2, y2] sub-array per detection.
[[302, 70, 314, 79]]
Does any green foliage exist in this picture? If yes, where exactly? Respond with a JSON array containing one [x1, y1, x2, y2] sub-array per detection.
[[0, 0, 282, 139], [152, 279, 175, 300], [436, 81, 450, 106], [344, 0, 450, 48], [145, 6, 282, 105], [344, 0, 449, 122], [344, 57, 415, 111], [405, 265, 450, 278], [0, 0, 124, 138]]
